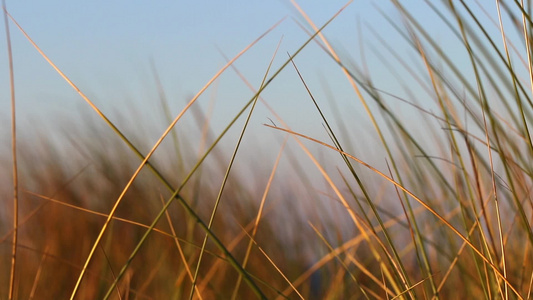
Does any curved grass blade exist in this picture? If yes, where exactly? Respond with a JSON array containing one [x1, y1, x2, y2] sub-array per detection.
[[188, 33, 280, 300], [2, 2, 18, 299]]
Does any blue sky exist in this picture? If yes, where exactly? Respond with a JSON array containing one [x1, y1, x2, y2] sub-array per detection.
[[0, 1, 507, 161], [0, 1, 408, 114]]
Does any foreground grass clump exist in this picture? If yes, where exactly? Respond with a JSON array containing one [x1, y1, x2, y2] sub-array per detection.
[[3, 1, 533, 299]]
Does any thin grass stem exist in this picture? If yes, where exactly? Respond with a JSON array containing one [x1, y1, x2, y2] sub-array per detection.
[[2, 2, 17, 299]]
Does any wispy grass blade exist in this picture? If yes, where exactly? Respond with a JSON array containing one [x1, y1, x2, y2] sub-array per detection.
[[188, 33, 280, 300], [150, 61, 186, 176], [308, 222, 371, 299], [28, 246, 48, 300], [2, 2, 17, 299], [493, 3, 517, 298], [229, 38, 284, 300], [158, 193, 203, 300], [234, 222, 305, 300], [24, 191, 210, 248]]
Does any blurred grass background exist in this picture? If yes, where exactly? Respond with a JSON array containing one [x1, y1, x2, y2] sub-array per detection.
[[3, 1, 533, 299]]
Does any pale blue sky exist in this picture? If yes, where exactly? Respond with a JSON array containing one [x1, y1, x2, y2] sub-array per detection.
[[0, 1, 507, 159], [0, 1, 413, 114]]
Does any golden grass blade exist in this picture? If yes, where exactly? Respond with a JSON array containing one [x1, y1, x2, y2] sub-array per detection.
[[99, 246, 123, 300], [526, 264, 533, 299], [24, 191, 225, 255], [5, 10, 121, 138], [226, 36, 284, 300], [196, 216, 273, 295], [391, 276, 435, 300], [494, 3, 513, 298], [308, 222, 371, 299], [2, 2, 17, 299], [235, 222, 305, 300], [521, 0, 533, 106], [189, 33, 281, 300], [159, 194, 204, 300], [28, 246, 48, 300], [231, 135, 288, 300], [278, 204, 425, 298], [432, 193, 492, 299]]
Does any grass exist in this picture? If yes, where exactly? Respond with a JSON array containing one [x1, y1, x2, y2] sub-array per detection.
[[2, 0, 533, 299]]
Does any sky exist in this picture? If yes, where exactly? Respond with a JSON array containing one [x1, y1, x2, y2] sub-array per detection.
[[0, 1, 513, 170], [0, 1, 418, 119]]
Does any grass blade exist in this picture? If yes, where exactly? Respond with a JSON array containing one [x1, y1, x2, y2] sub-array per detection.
[[2, 2, 18, 299]]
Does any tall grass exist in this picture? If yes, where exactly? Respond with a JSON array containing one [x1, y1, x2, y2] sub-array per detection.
[[2, 1, 533, 299]]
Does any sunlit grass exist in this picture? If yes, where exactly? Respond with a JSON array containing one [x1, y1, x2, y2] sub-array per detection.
[[2, 1, 533, 299]]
